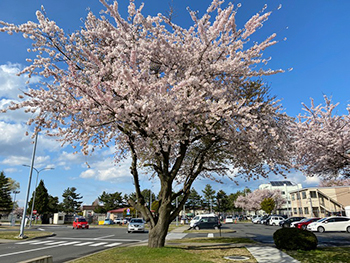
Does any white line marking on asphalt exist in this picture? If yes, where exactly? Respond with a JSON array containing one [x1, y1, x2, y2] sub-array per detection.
[[61, 241, 80, 246], [38, 228, 45, 231], [48, 237, 142, 242], [74, 242, 94, 246], [89, 242, 108, 247], [104, 242, 121, 247], [208, 233, 214, 238], [0, 243, 69, 258], [28, 240, 55, 245], [44, 241, 67, 245], [15, 240, 39, 245], [94, 235, 114, 240]]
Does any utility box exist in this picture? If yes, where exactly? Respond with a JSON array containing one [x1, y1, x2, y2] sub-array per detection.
[[53, 213, 66, 225]]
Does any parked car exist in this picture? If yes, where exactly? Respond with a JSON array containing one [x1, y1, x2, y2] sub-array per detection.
[[127, 218, 145, 233], [190, 214, 216, 228], [73, 217, 89, 229], [307, 216, 350, 233], [252, 215, 262, 224], [192, 216, 221, 230], [114, 218, 122, 224], [294, 217, 321, 230], [269, 216, 285, 226], [103, 219, 114, 225], [290, 218, 308, 228], [225, 215, 234, 223], [258, 215, 269, 224], [280, 216, 305, 228]]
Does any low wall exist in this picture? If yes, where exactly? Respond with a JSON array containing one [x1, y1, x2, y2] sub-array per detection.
[[18, 255, 53, 263]]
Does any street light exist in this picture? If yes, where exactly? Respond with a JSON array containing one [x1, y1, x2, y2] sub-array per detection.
[[22, 165, 54, 228]]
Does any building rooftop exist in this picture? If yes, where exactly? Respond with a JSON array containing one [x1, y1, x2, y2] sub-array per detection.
[[270, 181, 294, 186]]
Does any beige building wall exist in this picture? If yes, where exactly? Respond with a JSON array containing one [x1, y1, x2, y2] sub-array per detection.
[[290, 187, 350, 218]]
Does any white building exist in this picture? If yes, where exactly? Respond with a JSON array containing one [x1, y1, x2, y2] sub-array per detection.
[[259, 181, 302, 216]]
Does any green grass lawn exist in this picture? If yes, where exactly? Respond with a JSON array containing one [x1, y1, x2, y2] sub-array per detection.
[[0, 230, 54, 240], [285, 247, 350, 263], [72, 245, 257, 263]]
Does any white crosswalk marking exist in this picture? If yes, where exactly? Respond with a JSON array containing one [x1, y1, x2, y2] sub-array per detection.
[[61, 241, 80, 246], [44, 241, 66, 245], [28, 240, 55, 245], [74, 242, 94, 246], [104, 242, 121, 247], [16, 240, 38, 245], [89, 242, 108, 247], [16, 239, 123, 248]]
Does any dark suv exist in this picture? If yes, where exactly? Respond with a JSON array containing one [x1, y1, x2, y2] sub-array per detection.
[[279, 216, 305, 228], [193, 216, 221, 230]]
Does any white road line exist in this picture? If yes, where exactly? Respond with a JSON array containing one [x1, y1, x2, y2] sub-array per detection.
[[89, 242, 108, 247], [104, 242, 121, 247], [28, 240, 57, 245], [94, 235, 114, 240], [38, 228, 45, 231], [0, 243, 69, 258], [48, 237, 142, 242], [208, 233, 214, 238], [44, 241, 67, 245], [61, 241, 80, 246], [16, 240, 39, 245], [74, 242, 94, 246]]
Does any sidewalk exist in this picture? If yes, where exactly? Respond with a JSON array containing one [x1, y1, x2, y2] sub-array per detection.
[[167, 225, 300, 263]]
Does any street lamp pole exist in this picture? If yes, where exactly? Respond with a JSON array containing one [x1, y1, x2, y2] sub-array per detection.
[[23, 165, 54, 228], [19, 132, 38, 238]]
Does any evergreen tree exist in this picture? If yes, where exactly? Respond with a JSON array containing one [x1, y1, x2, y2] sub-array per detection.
[[261, 197, 276, 214], [27, 180, 49, 215], [62, 187, 83, 214], [98, 191, 124, 212], [186, 188, 202, 214], [202, 184, 216, 212], [48, 195, 61, 213], [0, 171, 12, 215], [215, 190, 229, 212]]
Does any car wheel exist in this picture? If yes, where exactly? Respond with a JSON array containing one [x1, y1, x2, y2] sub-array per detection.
[[195, 226, 200, 230], [127, 231, 131, 233], [346, 226, 350, 233], [283, 223, 288, 228], [317, 226, 325, 233], [302, 225, 307, 230], [272, 223, 276, 226]]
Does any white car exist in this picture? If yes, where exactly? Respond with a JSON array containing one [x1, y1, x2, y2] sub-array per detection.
[[269, 216, 285, 226], [252, 216, 262, 224], [225, 216, 234, 223], [127, 218, 145, 233], [307, 216, 350, 233], [190, 214, 215, 228]]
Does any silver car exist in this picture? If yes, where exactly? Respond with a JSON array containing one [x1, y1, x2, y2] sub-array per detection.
[[127, 218, 145, 233]]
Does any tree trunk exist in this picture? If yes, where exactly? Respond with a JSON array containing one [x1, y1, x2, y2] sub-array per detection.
[[147, 206, 171, 248]]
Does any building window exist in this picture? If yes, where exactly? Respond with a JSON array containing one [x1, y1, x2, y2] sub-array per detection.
[[293, 208, 297, 215], [304, 207, 309, 214], [291, 194, 295, 201], [310, 191, 317, 198], [298, 207, 303, 214], [302, 192, 307, 199]]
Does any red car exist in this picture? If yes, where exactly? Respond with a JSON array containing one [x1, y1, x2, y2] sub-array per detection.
[[295, 217, 321, 230], [73, 217, 89, 229]]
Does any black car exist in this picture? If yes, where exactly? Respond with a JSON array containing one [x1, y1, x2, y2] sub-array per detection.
[[279, 216, 305, 228], [192, 216, 221, 230]]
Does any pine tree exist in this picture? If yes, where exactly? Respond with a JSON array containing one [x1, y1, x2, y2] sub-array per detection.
[[62, 187, 83, 214], [0, 171, 12, 216]]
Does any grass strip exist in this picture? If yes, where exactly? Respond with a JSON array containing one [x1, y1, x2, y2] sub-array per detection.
[[170, 237, 256, 244], [284, 247, 350, 263], [0, 230, 54, 240]]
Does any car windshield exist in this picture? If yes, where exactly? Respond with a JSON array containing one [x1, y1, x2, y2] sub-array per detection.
[[78, 219, 86, 222], [317, 218, 327, 222], [131, 219, 143, 223]]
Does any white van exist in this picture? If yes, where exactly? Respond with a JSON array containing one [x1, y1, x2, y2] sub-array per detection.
[[190, 214, 216, 228]]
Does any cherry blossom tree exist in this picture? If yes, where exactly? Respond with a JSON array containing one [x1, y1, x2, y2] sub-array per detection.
[[235, 189, 286, 214], [319, 178, 350, 187], [293, 96, 350, 180], [1, 0, 293, 247]]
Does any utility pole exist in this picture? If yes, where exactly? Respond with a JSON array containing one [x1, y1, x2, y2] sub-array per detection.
[[19, 133, 38, 238]]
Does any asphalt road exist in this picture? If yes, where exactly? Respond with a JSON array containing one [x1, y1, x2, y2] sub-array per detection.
[[0, 225, 148, 263]]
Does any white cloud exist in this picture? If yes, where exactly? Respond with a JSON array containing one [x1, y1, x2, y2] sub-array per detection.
[[79, 158, 132, 183], [1, 155, 31, 166], [0, 63, 40, 100]]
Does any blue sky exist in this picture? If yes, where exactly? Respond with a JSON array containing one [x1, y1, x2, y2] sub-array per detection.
[[1, 0, 349, 207]]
